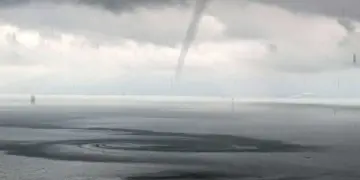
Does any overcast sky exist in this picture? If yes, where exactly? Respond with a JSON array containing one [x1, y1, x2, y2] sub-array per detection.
[[0, 0, 360, 97]]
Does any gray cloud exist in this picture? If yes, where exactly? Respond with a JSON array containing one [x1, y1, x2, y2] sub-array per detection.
[[0, 0, 29, 7], [0, 0, 197, 46], [0, 0, 188, 11], [254, 0, 360, 36], [76, 0, 188, 12], [254, 0, 360, 21], [337, 18, 356, 33], [0, 52, 40, 67]]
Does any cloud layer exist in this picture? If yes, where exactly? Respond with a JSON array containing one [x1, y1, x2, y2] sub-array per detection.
[[0, 0, 359, 96]]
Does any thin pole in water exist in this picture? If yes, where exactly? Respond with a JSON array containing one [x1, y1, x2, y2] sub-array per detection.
[[231, 97, 235, 113], [30, 95, 36, 105]]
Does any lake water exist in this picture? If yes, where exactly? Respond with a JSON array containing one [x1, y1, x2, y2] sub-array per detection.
[[1, 95, 360, 179]]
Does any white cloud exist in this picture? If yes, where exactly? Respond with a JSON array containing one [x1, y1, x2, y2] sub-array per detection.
[[0, 21, 260, 81]]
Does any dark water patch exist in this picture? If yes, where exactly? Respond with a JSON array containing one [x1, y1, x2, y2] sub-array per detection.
[[123, 170, 327, 180], [0, 128, 324, 164], [248, 102, 360, 112], [0, 123, 67, 130], [125, 170, 243, 180]]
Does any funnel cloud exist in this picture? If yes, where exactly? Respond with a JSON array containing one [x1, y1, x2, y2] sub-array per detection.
[[175, 0, 208, 81]]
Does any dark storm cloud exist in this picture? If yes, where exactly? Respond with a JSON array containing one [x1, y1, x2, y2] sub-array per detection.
[[76, 0, 188, 12], [253, 0, 360, 38], [0, 0, 29, 7], [255, 0, 360, 21], [0, 0, 188, 11], [0, 0, 193, 46]]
